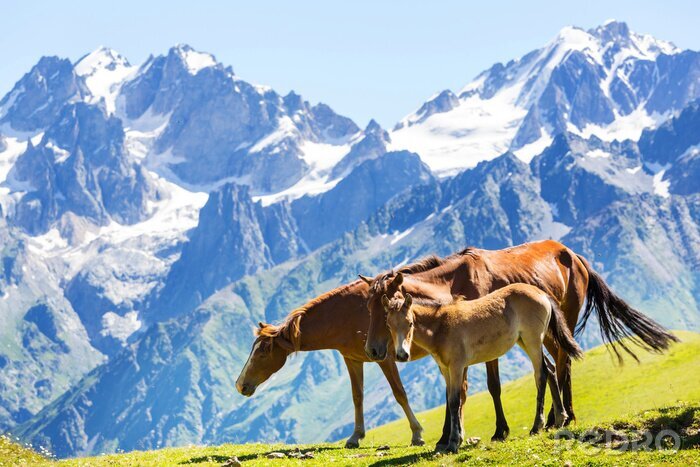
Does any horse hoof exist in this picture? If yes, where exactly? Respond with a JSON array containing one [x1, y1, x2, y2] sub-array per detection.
[[529, 428, 541, 436], [446, 442, 459, 453], [545, 410, 556, 429], [411, 437, 425, 446], [345, 440, 360, 449], [435, 443, 448, 452], [554, 415, 568, 428], [491, 431, 509, 442]]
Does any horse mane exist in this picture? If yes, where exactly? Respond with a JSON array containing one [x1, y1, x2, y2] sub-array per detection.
[[255, 283, 356, 352], [397, 255, 444, 274], [396, 247, 478, 275], [256, 308, 305, 351]]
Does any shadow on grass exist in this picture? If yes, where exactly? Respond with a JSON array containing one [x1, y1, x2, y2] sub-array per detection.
[[180, 454, 231, 464], [179, 445, 343, 464], [638, 405, 700, 450], [581, 403, 700, 451], [367, 449, 442, 466]]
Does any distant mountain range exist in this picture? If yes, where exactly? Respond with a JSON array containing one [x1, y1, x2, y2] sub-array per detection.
[[1, 20, 699, 458]]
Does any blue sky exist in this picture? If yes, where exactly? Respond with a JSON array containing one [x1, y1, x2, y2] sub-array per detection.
[[2, 1, 699, 127]]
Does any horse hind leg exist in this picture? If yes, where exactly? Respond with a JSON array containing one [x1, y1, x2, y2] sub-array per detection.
[[486, 359, 509, 441], [543, 353, 568, 427], [518, 337, 547, 435], [436, 389, 451, 449], [543, 336, 559, 428]]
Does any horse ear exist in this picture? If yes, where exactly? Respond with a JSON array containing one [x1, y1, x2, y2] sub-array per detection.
[[274, 335, 296, 352], [258, 322, 266, 329], [381, 294, 390, 308], [403, 293, 413, 309], [392, 272, 404, 287], [358, 274, 373, 285]]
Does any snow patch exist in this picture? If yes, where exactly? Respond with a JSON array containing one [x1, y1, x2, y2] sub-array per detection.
[[586, 149, 612, 159], [249, 116, 297, 154], [572, 107, 665, 142], [254, 137, 353, 206], [513, 132, 553, 162], [100, 311, 141, 343], [652, 167, 671, 198], [45, 141, 71, 163], [390, 83, 527, 176], [174, 45, 217, 75], [390, 227, 414, 245]]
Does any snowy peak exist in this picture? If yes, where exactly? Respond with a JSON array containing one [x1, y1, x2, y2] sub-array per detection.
[[589, 20, 678, 58], [170, 44, 218, 75], [74, 47, 131, 75], [75, 47, 134, 114], [394, 89, 459, 130]]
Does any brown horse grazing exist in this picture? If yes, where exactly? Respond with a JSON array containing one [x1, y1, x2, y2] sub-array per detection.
[[383, 285, 584, 453], [361, 239, 678, 445], [234, 281, 427, 448]]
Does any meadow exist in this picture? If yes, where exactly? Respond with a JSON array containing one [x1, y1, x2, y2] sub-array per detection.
[[3, 332, 699, 466]]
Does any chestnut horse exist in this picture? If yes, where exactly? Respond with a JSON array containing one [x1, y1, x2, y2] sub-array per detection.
[[235, 281, 427, 448], [361, 239, 677, 445]]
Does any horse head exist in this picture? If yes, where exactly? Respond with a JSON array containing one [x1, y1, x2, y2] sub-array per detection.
[[235, 322, 295, 396]]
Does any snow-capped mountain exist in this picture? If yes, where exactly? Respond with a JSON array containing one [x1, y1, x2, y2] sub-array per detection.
[[118, 44, 361, 194], [1, 21, 700, 458], [390, 20, 698, 175]]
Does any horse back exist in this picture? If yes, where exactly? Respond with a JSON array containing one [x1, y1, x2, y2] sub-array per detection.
[[459, 240, 583, 303]]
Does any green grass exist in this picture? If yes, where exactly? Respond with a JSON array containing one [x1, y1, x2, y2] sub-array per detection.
[[0, 434, 48, 466], [3, 331, 700, 466]]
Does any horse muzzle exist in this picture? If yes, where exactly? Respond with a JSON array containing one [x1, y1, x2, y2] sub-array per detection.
[[365, 345, 387, 362], [236, 382, 256, 397], [395, 350, 410, 362]]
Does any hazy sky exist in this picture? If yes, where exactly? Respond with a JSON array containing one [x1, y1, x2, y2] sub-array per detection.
[[2, 1, 699, 127]]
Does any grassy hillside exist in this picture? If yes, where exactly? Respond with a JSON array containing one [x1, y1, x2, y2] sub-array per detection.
[[2, 331, 699, 466]]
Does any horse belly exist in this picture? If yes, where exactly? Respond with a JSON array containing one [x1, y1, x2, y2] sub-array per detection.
[[466, 328, 518, 366]]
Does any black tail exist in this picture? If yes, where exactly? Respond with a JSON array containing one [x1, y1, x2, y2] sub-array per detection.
[[548, 297, 584, 360], [575, 254, 679, 363]]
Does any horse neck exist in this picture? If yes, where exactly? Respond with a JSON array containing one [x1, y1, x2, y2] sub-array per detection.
[[294, 287, 364, 352], [409, 302, 444, 352]]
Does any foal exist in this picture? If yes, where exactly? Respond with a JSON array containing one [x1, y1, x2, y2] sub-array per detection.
[[383, 283, 583, 453]]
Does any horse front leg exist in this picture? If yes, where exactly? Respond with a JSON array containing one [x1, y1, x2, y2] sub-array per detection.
[[342, 357, 365, 448], [378, 360, 424, 446]]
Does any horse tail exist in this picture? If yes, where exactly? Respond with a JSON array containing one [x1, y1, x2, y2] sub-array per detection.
[[547, 296, 583, 360], [574, 254, 679, 363]]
